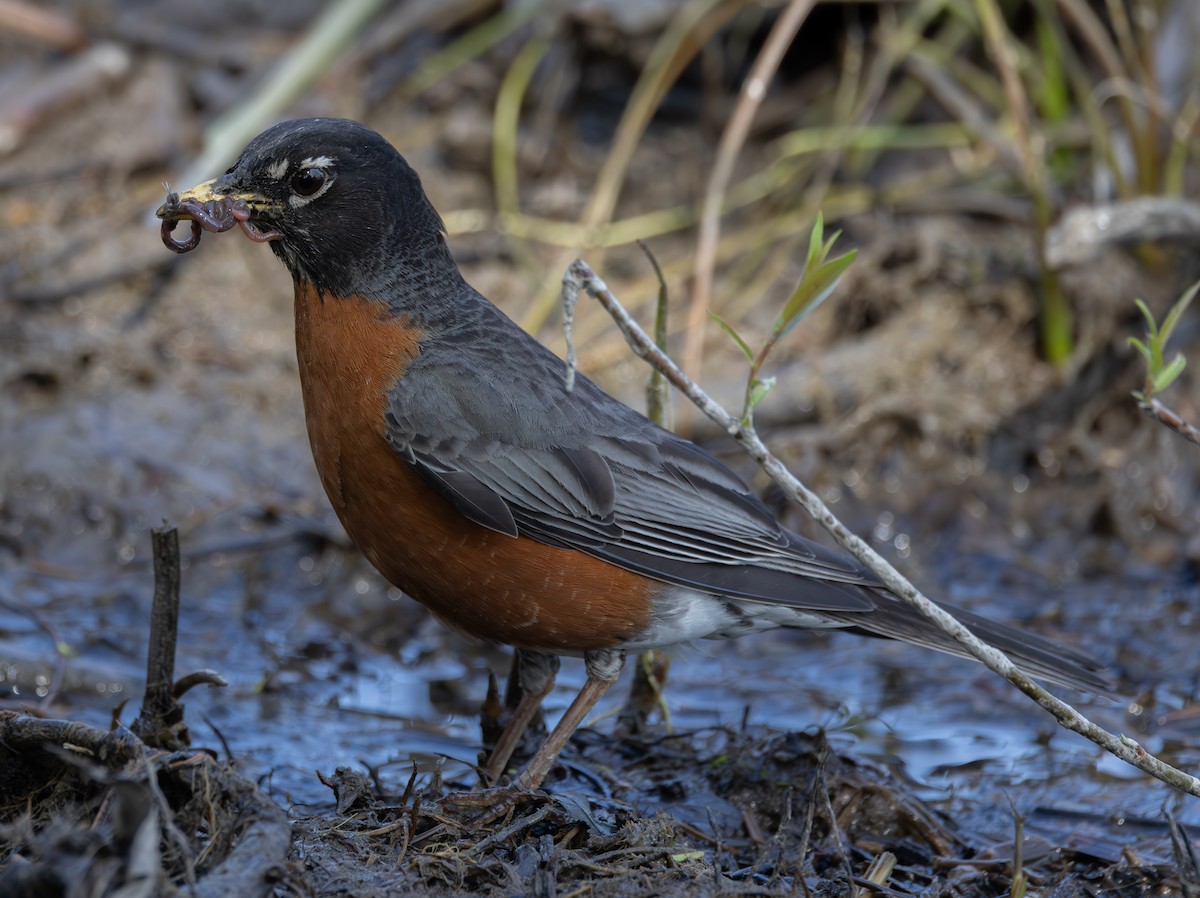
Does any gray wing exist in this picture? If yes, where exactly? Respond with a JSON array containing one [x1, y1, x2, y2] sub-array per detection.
[[384, 331, 875, 613]]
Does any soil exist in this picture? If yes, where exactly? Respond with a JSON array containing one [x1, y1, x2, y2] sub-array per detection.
[[2, 2, 1199, 896]]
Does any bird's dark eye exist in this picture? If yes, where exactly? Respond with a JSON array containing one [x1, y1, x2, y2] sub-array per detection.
[[289, 167, 327, 197]]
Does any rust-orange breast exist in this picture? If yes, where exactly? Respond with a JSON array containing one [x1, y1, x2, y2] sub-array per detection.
[[292, 281, 653, 652]]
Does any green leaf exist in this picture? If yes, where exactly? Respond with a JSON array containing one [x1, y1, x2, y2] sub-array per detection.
[[774, 248, 857, 337], [1129, 281, 1196, 401], [1127, 336, 1151, 361], [806, 211, 825, 269], [1132, 298, 1159, 339], [1160, 278, 1200, 343], [1152, 353, 1187, 393], [711, 312, 755, 363]]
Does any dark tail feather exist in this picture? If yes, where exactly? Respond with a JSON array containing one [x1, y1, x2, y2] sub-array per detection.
[[840, 594, 1113, 696]]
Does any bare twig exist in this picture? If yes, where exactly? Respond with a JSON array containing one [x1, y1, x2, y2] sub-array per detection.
[[561, 256, 1200, 799], [1138, 397, 1200, 447], [173, 670, 229, 697]]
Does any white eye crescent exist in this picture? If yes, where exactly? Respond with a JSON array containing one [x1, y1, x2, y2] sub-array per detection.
[[287, 165, 335, 206]]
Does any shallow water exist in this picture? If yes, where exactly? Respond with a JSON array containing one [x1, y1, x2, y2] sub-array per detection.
[[4, 512, 1196, 859]]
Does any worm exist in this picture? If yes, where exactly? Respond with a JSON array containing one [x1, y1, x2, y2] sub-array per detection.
[[161, 218, 202, 253], [158, 192, 280, 251], [178, 197, 239, 232]]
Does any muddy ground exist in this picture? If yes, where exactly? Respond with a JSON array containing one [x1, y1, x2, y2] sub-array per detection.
[[2, 1, 1200, 896]]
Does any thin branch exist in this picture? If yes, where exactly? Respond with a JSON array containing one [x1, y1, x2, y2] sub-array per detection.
[[561, 256, 1200, 799], [1138, 397, 1200, 447]]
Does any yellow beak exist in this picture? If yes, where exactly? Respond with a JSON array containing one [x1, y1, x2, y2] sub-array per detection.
[[157, 177, 286, 252], [156, 178, 285, 221]]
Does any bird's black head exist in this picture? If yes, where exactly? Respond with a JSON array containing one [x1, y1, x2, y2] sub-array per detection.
[[158, 118, 454, 300]]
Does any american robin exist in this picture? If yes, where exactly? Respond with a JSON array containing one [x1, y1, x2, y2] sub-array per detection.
[[157, 118, 1108, 791]]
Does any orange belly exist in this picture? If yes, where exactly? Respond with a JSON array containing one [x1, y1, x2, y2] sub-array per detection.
[[292, 282, 653, 652]]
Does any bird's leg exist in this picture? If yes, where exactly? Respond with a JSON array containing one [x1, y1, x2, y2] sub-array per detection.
[[447, 648, 626, 827], [509, 648, 625, 792], [484, 649, 559, 785]]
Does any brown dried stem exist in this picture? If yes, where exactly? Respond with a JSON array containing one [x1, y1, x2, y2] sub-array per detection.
[[684, 0, 818, 387]]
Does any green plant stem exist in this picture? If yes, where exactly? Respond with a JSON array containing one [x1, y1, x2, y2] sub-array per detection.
[[397, 3, 540, 102], [972, 0, 1072, 363], [492, 30, 553, 277], [493, 34, 552, 219]]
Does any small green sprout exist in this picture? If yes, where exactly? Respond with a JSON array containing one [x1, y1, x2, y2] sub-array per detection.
[[1128, 279, 1198, 402], [714, 213, 857, 424]]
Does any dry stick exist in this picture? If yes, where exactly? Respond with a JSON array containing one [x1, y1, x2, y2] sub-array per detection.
[[1138, 398, 1200, 448], [685, 0, 818, 390], [148, 526, 182, 696], [1044, 196, 1200, 268], [561, 257, 1200, 799], [133, 525, 186, 748]]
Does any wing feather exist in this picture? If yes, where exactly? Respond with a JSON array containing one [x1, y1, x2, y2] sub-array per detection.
[[386, 371, 874, 611]]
